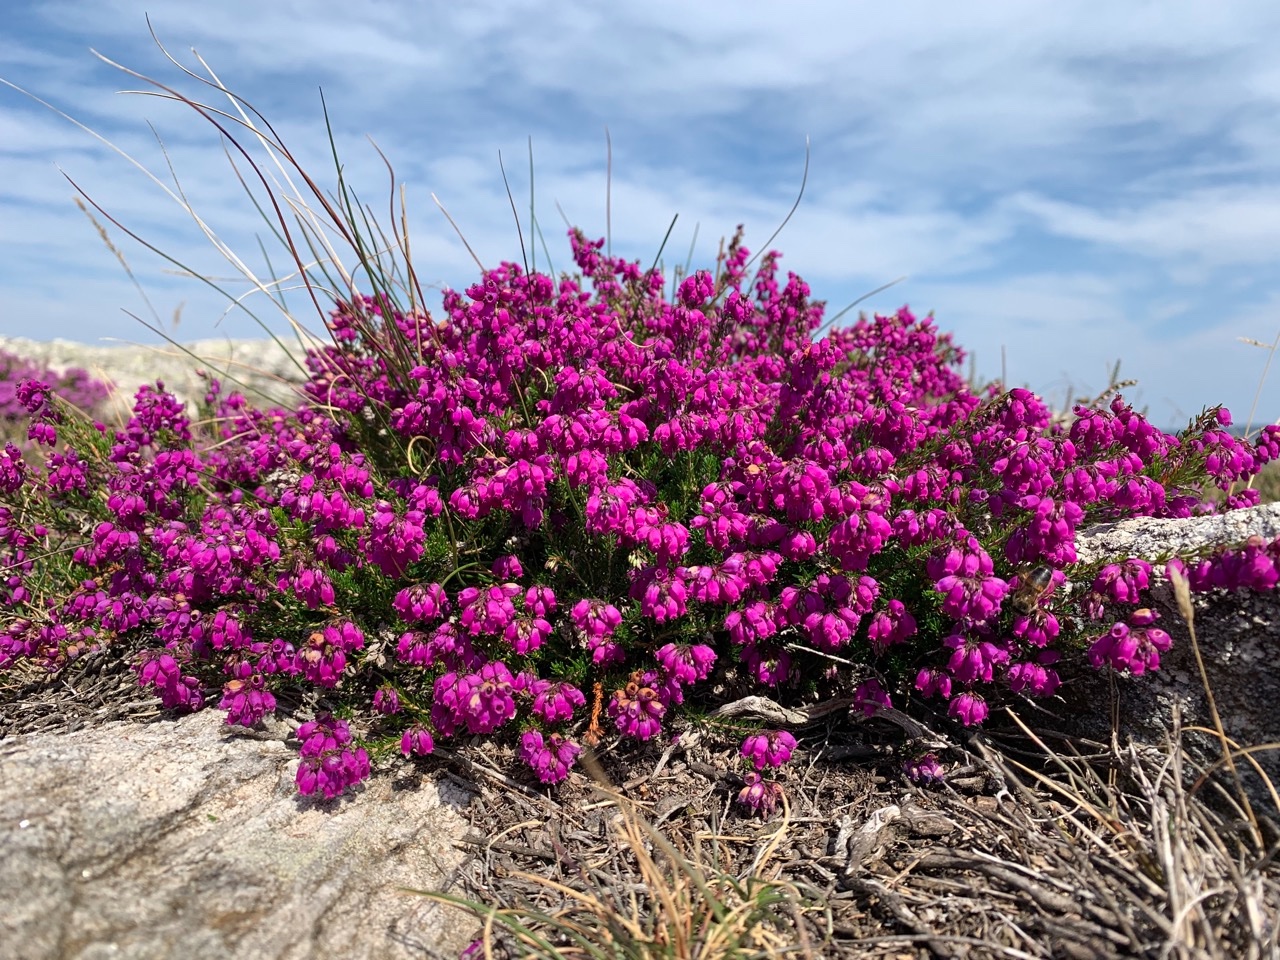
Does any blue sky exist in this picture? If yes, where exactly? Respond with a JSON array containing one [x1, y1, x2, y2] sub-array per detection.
[[3, 1, 1280, 431]]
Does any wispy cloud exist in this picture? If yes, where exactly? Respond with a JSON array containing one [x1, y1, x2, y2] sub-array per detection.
[[1014, 188, 1280, 267], [3, 0, 1280, 427]]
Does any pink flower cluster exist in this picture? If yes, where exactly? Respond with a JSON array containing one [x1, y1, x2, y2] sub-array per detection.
[[520, 730, 581, 784], [2, 225, 1279, 809], [740, 730, 797, 770], [295, 714, 370, 800]]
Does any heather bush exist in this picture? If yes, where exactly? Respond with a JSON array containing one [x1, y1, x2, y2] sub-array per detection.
[[4, 58, 1280, 809], [4, 231, 1279, 806]]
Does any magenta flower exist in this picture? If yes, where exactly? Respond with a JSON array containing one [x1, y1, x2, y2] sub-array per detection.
[[519, 730, 581, 784], [778, 529, 818, 561], [503, 615, 553, 654], [1007, 659, 1061, 697], [396, 630, 433, 667], [1087, 615, 1171, 675], [779, 575, 863, 651], [15, 378, 50, 414], [372, 686, 402, 715], [685, 563, 747, 605], [740, 730, 797, 770], [692, 483, 751, 550], [735, 550, 781, 587], [656, 642, 716, 685], [264, 639, 300, 677], [740, 643, 794, 687], [588, 633, 625, 667], [0, 443, 25, 494], [219, 669, 276, 728], [904, 753, 946, 786], [1212, 537, 1280, 590], [492, 554, 523, 580], [1012, 609, 1061, 648], [677, 269, 715, 307], [431, 671, 467, 736], [364, 500, 426, 577], [519, 677, 586, 724], [853, 678, 891, 716], [426, 622, 479, 671], [1005, 496, 1085, 568], [893, 506, 956, 546], [393, 582, 450, 624], [609, 677, 666, 740], [523, 585, 557, 618], [826, 508, 894, 571], [458, 583, 520, 637], [571, 598, 622, 639], [44, 448, 90, 497], [460, 661, 517, 733], [400, 724, 434, 757], [136, 650, 204, 711], [866, 599, 918, 653], [298, 622, 364, 688], [948, 691, 988, 727], [294, 714, 370, 799], [585, 478, 648, 536], [725, 600, 778, 645], [737, 772, 784, 817], [630, 512, 691, 565], [28, 421, 57, 446], [934, 549, 1008, 621], [1086, 622, 1138, 671], [632, 565, 689, 623], [1129, 608, 1159, 627], [1091, 558, 1151, 604], [280, 565, 336, 609], [774, 458, 831, 523], [943, 631, 1009, 685]]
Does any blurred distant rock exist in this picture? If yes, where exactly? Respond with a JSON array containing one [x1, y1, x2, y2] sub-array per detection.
[[0, 335, 313, 414]]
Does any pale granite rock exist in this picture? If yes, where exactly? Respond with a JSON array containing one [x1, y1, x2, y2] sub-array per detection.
[[0, 335, 314, 414], [1075, 501, 1280, 567], [1068, 503, 1280, 811], [0, 710, 477, 960]]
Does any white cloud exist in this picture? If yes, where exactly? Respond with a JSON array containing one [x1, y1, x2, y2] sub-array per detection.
[[3, 0, 1280, 428], [1013, 188, 1280, 266]]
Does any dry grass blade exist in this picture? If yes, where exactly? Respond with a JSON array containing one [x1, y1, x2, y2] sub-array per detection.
[[976, 699, 1280, 960], [1168, 566, 1264, 846], [405, 751, 832, 959], [398, 682, 1280, 960]]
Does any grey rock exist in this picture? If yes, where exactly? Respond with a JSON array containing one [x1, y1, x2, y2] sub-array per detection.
[[0, 710, 478, 960], [1067, 504, 1280, 814], [1075, 501, 1280, 568], [1067, 583, 1280, 815]]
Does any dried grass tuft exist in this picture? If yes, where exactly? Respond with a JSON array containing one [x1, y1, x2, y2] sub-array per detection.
[[410, 747, 834, 959]]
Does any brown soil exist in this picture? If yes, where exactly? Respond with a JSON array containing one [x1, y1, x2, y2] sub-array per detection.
[[4, 651, 1278, 960]]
